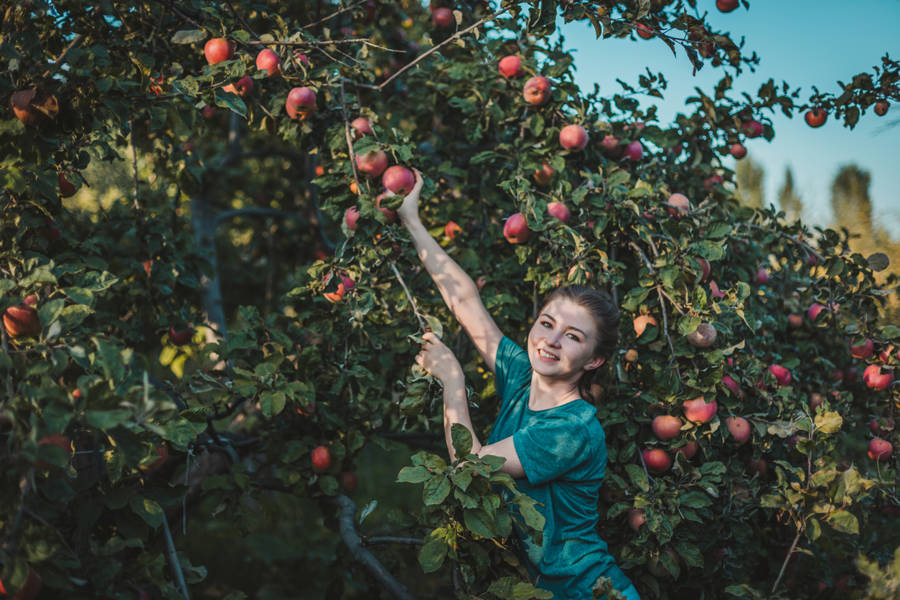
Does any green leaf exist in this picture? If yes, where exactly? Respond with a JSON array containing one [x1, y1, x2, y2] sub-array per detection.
[[678, 316, 701, 336], [259, 391, 286, 417], [129, 496, 164, 529], [463, 508, 495, 539], [814, 411, 843, 434], [171, 29, 205, 44], [451, 423, 473, 458], [418, 531, 448, 573], [85, 409, 131, 429], [826, 510, 859, 535], [397, 466, 430, 484], [450, 467, 473, 491], [626, 463, 649, 492], [214, 89, 247, 116], [423, 475, 451, 505]]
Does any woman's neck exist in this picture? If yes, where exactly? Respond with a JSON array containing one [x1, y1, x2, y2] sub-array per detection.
[[528, 373, 582, 410]]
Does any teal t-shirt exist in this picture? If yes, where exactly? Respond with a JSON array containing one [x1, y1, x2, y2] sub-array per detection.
[[488, 336, 633, 599]]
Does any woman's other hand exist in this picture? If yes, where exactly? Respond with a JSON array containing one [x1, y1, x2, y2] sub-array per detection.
[[396, 169, 424, 225], [415, 332, 463, 384]]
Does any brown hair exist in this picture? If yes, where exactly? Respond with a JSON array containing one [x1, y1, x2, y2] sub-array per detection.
[[537, 285, 620, 403]]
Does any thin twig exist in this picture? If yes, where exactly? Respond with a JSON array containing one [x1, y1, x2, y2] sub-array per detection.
[[338, 80, 361, 189], [302, 0, 368, 30], [655, 287, 682, 385], [162, 514, 191, 599], [335, 494, 416, 600], [390, 261, 426, 332], [40, 34, 84, 80], [130, 120, 140, 210], [1, 328, 12, 400], [377, 7, 512, 91], [771, 530, 802, 594], [629, 241, 655, 274]]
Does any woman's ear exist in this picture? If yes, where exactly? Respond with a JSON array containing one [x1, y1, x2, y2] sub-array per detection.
[[585, 356, 606, 371]]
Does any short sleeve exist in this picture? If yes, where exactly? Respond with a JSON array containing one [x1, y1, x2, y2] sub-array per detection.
[[494, 336, 531, 401], [513, 414, 594, 486]]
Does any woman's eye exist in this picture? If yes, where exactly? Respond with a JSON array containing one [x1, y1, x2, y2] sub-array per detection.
[[567, 334, 580, 341], [541, 321, 551, 328]]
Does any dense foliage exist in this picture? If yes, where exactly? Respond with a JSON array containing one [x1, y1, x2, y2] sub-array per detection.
[[1, 1, 898, 599]]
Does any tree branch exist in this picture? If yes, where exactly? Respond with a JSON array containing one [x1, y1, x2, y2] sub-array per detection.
[[334, 494, 416, 600], [162, 514, 191, 600], [771, 529, 801, 594], [377, 7, 512, 91], [390, 262, 426, 332], [302, 0, 368, 31]]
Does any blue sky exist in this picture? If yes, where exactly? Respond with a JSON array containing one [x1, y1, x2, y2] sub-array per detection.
[[560, 1, 900, 236]]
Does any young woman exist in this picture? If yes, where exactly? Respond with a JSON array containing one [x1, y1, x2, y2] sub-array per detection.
[[396, 171, 640, 600]]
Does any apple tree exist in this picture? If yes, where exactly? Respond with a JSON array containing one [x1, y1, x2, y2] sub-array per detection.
[[1, 1, 898, 598]]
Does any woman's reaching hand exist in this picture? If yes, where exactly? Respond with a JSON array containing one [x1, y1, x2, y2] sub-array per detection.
[[415, 331, 463, 384], [396, 169, 424, 225]]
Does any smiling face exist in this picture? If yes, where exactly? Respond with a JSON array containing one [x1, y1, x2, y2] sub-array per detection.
[[527, 297, 606, 381]]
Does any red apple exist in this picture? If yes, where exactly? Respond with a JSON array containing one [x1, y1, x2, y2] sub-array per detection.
[[382, 166, 416, 195], [36, 433, 72, 468], [747, 458, 767, 476], [874, 101, 889, 116], [3, 297, 41, 338], [59, 172, 76, 197], [768, 364, 792, 386], [351, 117, 373, 138], [285, 87, 317, 120], [862, 365, 893, 391], [323, 283, 346, 304], [633, 315, 657, 337], [869, 417, 895, 436], [311, 445, 333, 472], [503, 212, 531, 244], [703, 173, 724, 189], [444, 220, 463, 240], [686, 322, 717, 348], [642, 448, 671, 473], [709, 280, 725, 299], [722, 374, 743, 398], [533, 162, 554, 186], [867, 438, 892, 462], [754, 268, 769, 285], [559, 124, 589, 151], [0, 566, 42, 600], [345, 206, 360, 230], [805, 109, 827, 128], [716, 0, 739, 12], [9, 89, 44, 125], [140, 443, 169, 473], [683, 396, 717, 424], [600, 135, 619, 154], [294, 52, 309, 67], [169, 326, 194, 346], [635, 23, 654, 39], [201, 105, 216, 119], [808, 303, 827, 322], [742, 120, 764, 138], [432, 7, 454, 27], [255, 49, 281, 76], [729, 143, 747, 159], [375, 194, 397, 223], [849, 338, 874, 359], [498, 55, 523, 78], [341, 471, 359, 493], [624, 140, 643, 161], [204, 38, 233, 65], [788, 314, 803, 328], [651, 415, 682, 440], [546, 202, 570, 224], [666, 193, 690, 216], [627, 508, 647, 531], [355, 149, 388, 177], [223, 76, 253, 97], [522, 76, 552, 106], [726, 416, 751, 444], [340, 273, 356, 292], [624, 349, 639, 362], [674, 441, 698, 459]]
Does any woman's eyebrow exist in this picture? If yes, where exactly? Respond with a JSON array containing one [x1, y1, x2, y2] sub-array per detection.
[[539, 313, 587, 336]]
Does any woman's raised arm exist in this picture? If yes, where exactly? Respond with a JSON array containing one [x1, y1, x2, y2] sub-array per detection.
[[398, 171, 503, 372]]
